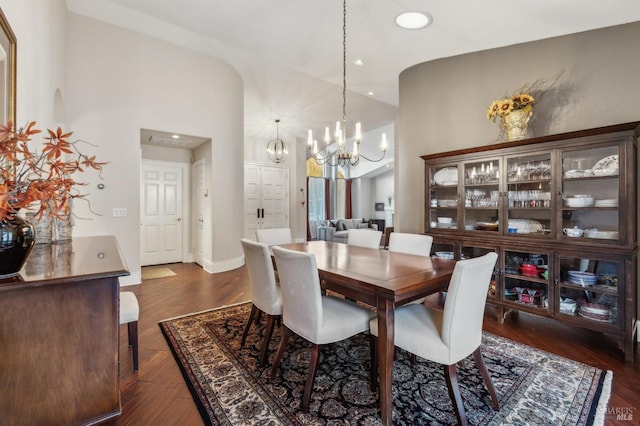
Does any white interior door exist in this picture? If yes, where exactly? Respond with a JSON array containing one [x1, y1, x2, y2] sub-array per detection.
[[245, 164, 261, 239], [141, 161, 184, 266], [261, 166, 288, 229], [192, 159, 205, 266], [244, 164, 288, 239]]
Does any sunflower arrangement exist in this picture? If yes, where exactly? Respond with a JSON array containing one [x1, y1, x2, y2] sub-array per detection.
[[486, 93, 535, 122], [0, 120, 107, 221]]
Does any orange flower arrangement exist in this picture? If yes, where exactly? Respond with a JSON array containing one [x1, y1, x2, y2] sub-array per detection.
[[0, 120, 107, 221]]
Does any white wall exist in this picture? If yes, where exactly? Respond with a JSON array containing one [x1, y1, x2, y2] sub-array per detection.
[[1, 0, 67, 126], [397, 22, 640, 234], [65, 13, 244, 283], [141, 144, 193, 164]]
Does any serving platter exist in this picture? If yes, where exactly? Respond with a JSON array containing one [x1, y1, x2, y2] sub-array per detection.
[[591, 154, 618, 176], [433, 167, 458, 186]]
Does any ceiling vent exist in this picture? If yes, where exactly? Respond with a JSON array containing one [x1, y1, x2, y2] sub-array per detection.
[[148, 135, 193, 147]]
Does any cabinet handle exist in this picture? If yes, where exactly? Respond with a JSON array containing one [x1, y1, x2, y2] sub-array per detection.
[[261, 208, 265, 218]]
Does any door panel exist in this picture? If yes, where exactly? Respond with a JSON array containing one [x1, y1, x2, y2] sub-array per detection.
[[244, 164, 288, 239], [141, 162, 184, 266]]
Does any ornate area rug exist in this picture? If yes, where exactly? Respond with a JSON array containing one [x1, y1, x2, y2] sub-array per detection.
[[159, 302, 611, 425]]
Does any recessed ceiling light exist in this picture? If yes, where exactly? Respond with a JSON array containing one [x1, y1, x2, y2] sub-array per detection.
[[172, 134, 180, 139], [354, 59, 364, 66], [367, 91, 375, 96], [395, 12, 432, 30]]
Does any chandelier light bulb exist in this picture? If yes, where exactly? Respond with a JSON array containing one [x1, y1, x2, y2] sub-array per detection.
[[307, 129, 313, 147], [381, 133, 388, 151], [324, 127, 331, 144]]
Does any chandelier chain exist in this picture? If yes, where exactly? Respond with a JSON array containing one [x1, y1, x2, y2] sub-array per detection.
[[342, 0, 347, 126], [306, 0, 387, 168]]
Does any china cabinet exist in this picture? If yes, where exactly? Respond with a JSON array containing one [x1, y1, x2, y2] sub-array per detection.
[[422, 122, 639, 363]]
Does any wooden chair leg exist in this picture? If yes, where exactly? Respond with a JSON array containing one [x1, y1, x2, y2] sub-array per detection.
[[269, 327, 292, 380], [444, 364, 468, 426], [240, 304, 259, 348], [259, 314, 277, 367], [369, 334, 378, 391], [473, 348, 499, 410], [303, 344, 321, 412], [128, 321, 139, 372]]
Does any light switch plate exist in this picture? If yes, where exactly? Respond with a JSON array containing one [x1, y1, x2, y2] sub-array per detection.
[[112, 208, 127, 217]]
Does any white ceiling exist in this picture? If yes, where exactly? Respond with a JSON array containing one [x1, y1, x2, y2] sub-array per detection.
[[67, 0, 640, 146]]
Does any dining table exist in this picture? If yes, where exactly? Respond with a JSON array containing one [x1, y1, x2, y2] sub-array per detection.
[[279, 240, 456, 425]]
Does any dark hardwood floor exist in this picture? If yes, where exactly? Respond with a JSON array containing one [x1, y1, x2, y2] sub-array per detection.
[[110, 262, 639, 425]]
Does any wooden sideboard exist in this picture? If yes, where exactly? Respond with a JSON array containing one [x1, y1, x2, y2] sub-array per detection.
[[422, 122, 638, 363], [0, 236, 129, 425]]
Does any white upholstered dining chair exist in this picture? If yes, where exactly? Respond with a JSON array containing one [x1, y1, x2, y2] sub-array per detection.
[[119, 291, 140, 372], [388, 232, 433, 257], [388, 232, 434, 308], [347, 228, 382, 249], [240, 239, 283, 367], [270, 246, 375, 412], [369, 252, 499, 426], [255, 228, 292, 246]]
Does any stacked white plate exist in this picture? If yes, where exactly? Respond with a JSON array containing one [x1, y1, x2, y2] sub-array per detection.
[[565, 197, 594, 207], [434, 251, 454, 260], [590, 230, 618, 240], [567, 271, 597, 285], [594, 199, 618, 207]]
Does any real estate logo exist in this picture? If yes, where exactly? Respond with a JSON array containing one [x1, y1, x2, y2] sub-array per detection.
[[607, 407, 633, 421]]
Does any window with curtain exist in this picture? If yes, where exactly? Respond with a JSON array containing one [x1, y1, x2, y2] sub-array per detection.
[[308, 177, 325, 221], [335, 178, 346, 219]]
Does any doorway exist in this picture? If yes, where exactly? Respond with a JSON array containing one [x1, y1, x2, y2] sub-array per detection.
[[140, 160, 189, 266]]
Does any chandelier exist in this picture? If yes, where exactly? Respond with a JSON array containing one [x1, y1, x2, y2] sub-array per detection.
[[266, 119, 288, 163], [307, 0, 387, 167]]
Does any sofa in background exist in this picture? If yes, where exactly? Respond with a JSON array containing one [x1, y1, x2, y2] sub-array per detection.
[[315, 218, 378, 244]]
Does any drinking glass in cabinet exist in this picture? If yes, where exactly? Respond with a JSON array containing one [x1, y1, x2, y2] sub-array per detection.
[[465, 162, 499, 184], [507, 159, 551, 182]]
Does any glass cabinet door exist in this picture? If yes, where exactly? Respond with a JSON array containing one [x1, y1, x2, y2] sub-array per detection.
[[428, 164, 460, 231], [503, 249, 551, 313], [505, 152, 553, 237], [462, 158, 500, 233], [460, 244, 499, 302], [556, 254, 620, 328], [560, 144, 620, 243]]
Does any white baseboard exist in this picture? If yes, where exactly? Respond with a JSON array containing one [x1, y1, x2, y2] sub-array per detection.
[[202, 255, 245, 274]]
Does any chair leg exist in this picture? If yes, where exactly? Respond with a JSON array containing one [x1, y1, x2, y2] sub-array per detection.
[[127, 321, 139, 372], [369, 334, 378, 391], [269, 326, 292, 380], [303, 344, 321, 412], [444, 364, 468, 426], [240, 304, 259, 348], [473, 348, 499, 410], [259, 314, 277, 367]]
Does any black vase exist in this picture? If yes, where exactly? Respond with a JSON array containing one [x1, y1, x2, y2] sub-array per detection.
[[0, 215, 36, 277]]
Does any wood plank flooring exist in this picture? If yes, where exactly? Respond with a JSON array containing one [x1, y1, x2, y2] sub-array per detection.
[[110, 262, 639, 425]]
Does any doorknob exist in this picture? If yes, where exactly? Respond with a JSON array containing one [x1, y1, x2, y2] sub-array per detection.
[[177, 218, 182, 222]]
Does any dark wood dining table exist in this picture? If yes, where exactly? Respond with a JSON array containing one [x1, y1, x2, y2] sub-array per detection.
[[279, 240, 456, 425]]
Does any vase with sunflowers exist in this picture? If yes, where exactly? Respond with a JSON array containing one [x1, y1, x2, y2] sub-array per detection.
[[486, 93, 535, 141], [0, 120, 106, 277]]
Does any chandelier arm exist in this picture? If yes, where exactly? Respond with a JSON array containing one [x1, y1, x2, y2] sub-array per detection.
[[357, 151, 387, 163]]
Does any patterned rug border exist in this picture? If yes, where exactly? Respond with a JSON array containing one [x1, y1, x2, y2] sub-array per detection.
[[159, 301, 613, 425]]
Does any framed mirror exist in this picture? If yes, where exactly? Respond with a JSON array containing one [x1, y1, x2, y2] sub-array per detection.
[[0, 7, 16, 125]]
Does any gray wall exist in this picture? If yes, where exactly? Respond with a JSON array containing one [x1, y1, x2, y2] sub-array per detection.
[[396, 22, 640, 233]]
